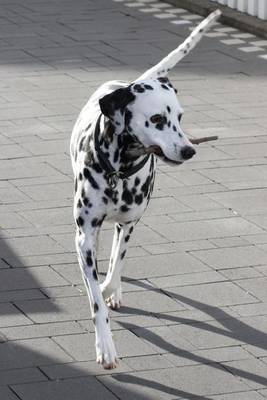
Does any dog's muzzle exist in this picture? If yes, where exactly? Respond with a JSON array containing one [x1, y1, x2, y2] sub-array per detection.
[[146, 145, 195, 164]]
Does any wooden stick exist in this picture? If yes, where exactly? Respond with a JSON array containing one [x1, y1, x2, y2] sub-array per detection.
[[189, 135, 218, 145]]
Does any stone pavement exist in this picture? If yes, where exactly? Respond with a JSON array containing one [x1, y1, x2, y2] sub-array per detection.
[[0, 0, 267, 399]]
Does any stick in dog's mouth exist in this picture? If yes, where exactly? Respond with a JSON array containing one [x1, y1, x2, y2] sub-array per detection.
[[145, 135, 218, 160], [189, 135, 218, 145]]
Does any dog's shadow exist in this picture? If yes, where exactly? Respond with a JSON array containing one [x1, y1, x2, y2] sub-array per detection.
[[108, 277, 267, 395], [0, 236, 219, 400]]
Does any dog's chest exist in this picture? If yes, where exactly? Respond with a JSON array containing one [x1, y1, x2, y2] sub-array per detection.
[[79, 156, 155, 224]]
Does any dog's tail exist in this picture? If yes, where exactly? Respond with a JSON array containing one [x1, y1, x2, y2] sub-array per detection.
[[136, 9, 221, 81]]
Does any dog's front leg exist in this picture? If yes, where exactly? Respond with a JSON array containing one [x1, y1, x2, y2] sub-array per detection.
[[101, 222, 135, 310], [75, 228, 118, 369]]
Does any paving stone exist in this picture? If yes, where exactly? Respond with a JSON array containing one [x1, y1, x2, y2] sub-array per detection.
[[211, 391, 264, 400], [149, 270, 226, 289], [0, 266, 69, 291], [220, 267, 263, 280], [15, 296, 91, 323], [0, 367, 47, 385], [105, 252, 209, 280], [0, 303, 33, 327], [155, 218, 263, 242], [131, 325, 195, 355], [165, 345, 253, 367], [12, 376, 118, 400], [0, 387, 20, 400], [0, 289, 45, 303], [224, 358, 267, 389], [99, 363, 250, 399], [191, 246, 267, 270], [0, 321, 84, 340], [166, 281, 258, 308], [40, 358, 132, 379], [123, 354, 173, 371], [143, 240, 216, 254], [235, 278, 267, 302], [41, 285, 84, 298], [53, 330, 157, 361], [209, 188, 267, 215], [0, 338, 73, 370], [0, 236, 65, 257], [144, 196, 190, 215], [122, 289, 186, 314], [19, 182, 72, 201]]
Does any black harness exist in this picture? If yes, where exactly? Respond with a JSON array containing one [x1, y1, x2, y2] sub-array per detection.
[[94, 114, 150, 189]]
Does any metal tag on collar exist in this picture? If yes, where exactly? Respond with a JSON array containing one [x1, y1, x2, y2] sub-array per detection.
[[107, 171, 124, 189], [108, 174, 119, 189]]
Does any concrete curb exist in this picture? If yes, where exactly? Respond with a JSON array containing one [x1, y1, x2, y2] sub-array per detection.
[[165, 0, 267, 39]]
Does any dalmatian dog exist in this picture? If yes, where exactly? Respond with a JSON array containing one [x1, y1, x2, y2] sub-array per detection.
[[70, 10, 221, 369]]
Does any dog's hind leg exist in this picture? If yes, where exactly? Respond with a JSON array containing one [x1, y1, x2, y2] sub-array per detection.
[[101, 222, 135, 310], [75, 225, 118, 369]]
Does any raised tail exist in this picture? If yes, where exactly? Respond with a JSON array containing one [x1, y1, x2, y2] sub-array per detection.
[[136, 9, 222, 81]]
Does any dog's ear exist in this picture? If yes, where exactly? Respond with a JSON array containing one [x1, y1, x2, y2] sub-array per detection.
[[99, 87, 135, 135]]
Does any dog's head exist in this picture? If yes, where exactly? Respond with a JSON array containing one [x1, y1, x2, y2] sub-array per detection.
[[99, 78, 195, 164], [99, 10, 221, 165]]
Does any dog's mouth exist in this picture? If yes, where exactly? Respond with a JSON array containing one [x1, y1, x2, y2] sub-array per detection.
[[146, 145, 183, 165]]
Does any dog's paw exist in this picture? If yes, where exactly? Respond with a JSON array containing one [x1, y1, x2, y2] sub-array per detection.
[[105, 287, 122, 310], [95, 330, 118, 369]]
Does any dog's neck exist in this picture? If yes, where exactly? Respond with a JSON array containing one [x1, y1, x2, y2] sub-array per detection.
[[95, 116, 147, 171]]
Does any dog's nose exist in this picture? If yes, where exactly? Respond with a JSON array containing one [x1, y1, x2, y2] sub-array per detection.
[[181, 146, 196, 160]]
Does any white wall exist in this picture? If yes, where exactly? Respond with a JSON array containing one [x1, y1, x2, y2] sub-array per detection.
[[211, 0, 267, 19]]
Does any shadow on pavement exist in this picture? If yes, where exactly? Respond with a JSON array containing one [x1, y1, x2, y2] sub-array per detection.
[[116, 277, 267, 390], [0, 236, 219, 400]]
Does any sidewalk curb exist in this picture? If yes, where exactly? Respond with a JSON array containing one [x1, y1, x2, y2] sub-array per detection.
[[165, 0, 267, 39]]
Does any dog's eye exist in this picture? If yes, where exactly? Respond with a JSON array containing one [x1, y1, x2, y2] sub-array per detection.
[[150, 114, 165, 124]]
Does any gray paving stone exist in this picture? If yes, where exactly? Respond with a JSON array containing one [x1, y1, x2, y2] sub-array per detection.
[[166, 281, 258, 308], [0, 387, 20, 400], [99, 363, 250, 399], [208, 188, 267, 215], [1, 236, 65, 257], [211, 391, 264, 400], [0, 338, 73, 370], [131, 325, 195, 355], [0, 303, 32, 327], [122, 289, 186, 314], [0, 321, 84, 340], [41, 285, 84, 298], [155, 217, 263, 243], [220, 267, 263, 280], [123, 354, 173, 371], [0, 266, 69, 291], [15, 296, 91, 323], [19, 182, 72, 201], [0, 366, 47, 386], [40, 358, 132, 379], [149, 270, 227, 289], [224, 358, 267, 389], [143, 240, 216, 254], [53, 330, 157, 361], [0, 289, 45, 303], [235, 278, 267, 302], [191, 246, 267, 270], [106, 252, 209, 280], [12, 376, 118, 400], [165, 345, 252, 367], [144, 196, 190, 215]]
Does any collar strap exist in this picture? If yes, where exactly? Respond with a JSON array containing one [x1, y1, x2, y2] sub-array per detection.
[[94, 114, 150, 189]]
